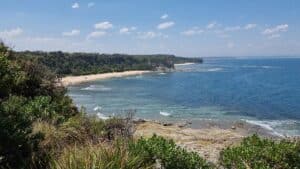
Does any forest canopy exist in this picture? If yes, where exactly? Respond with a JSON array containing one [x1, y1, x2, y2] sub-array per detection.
[[14, 51, 203, 76]]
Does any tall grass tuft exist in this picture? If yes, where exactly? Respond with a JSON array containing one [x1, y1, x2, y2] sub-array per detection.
[[50, 141, 153, 169]]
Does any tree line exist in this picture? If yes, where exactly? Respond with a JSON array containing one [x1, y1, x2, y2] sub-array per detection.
[[14, 51, 203, 76]]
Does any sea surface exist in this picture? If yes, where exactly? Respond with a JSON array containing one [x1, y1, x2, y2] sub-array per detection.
[[68, 58, 300, 136]]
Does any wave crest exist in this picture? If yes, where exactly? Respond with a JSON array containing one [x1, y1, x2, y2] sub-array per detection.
[[160, 111, 171, 116], [81, 85, 112, 91]]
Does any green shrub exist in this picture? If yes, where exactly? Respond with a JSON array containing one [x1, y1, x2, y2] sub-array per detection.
[[130, 135, 213, 169], [0, 96, 44, 168], [219, 134, 300, 169], [0, 44, 23, 99], [0, 43, 79, 168]]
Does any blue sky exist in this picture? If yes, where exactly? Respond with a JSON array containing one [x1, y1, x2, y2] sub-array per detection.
[[0, 0, 300, 57]]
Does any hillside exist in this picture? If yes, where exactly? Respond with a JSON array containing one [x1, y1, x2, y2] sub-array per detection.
[[13, 51, 203, 76]]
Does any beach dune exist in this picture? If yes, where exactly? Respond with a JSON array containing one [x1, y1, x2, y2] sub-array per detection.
[[60, 70, 151, 86]]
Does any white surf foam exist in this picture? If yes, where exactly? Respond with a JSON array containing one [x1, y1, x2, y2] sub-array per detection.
[[244, 120, 285, 137], [242, 65, 275, 69], [97, 113, 109, 120], [262, 65, 272, 69], [160, 111, 171, 116], [125, 75, 144, 79], [81, 85, 111, 91], [68, 94, 89, 97], [175, 63, 195, 66], [93, 106, 102, 111], [207, 68, 223, 72]]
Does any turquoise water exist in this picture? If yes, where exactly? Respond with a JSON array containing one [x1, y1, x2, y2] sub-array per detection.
[[68, 58, 300, 136]]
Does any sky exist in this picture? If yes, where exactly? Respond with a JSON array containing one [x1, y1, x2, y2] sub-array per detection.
[[0, 0, 300, 57]]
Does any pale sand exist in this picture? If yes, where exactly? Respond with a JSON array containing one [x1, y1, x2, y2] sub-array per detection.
[[134, 121, 249, 163], [61, 70, 152, 86]]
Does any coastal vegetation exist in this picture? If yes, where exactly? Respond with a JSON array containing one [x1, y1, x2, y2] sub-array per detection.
[[219, 134, 300, 169], [1, 42, 300, 169], [13, 51, 202, 76]]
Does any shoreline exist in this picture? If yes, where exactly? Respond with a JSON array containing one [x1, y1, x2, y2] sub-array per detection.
[[134, 119, 283, 163], [61, 62, 196, 86], [135, 120, 244, 163], [60, 70, 152, 86]]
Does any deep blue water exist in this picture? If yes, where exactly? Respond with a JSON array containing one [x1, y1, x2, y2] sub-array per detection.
[[68, 58, 300, 136]]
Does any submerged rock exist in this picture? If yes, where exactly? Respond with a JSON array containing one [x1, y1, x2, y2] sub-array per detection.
[[162, 122, 173, 126]]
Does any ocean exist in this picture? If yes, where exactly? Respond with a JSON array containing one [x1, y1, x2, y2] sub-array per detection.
[[68, 58, 300, 136]]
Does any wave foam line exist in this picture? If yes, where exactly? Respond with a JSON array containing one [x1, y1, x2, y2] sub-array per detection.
[[160, 111, 171, 116], [244, 119, 285, 137]]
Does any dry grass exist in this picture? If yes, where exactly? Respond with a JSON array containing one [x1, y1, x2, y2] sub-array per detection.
[[31, 112, 140, 168], [50, 142, 153, 169]]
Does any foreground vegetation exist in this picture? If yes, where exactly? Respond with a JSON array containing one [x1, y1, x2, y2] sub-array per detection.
[[219, 135, 300, 169], [14, 51, 202, 76], [1, 43, 300, 169]]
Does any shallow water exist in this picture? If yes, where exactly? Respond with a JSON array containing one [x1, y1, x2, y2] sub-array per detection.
[[68, 58, 300, 136]]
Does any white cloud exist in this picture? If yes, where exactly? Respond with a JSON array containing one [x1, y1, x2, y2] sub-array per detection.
[[88, 2, 95, 8], [218, 34, 230, 38], [227, 42, 235, 48], [181, 27, 204, 36], [262, 24, 288, 35], [62, 29, 80, 36], [138, 31, 156, 39], [119, 27, 136, 34], [130, 27, 137, 31], [120, 27, 129, 34], [157, 21, 175, 30], [0, 28, 23, 38], [94, 21, 113, 30], [138, 31, 167, 39], [161, 14, 168, 19], [206, 22, 217, 29], [244, 24, 257, 30], [268, 34, 281, 39], [224, 26, 241, 31], [72, 2, 79, 9], [26, 37, 56, 42], [87, 31, 107, 39]]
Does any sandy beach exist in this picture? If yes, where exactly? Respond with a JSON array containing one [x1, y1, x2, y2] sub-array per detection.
[[60, 70, 152, 86]]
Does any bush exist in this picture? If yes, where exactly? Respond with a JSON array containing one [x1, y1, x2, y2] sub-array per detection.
[[130, 135, 213, 169], [0, 96, 44, 168], [219, 134, 300, 169], [103, 114, 135, 141], [0, 43, 79, 168]]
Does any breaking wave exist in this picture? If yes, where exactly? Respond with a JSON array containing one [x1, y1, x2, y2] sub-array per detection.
[[243, 119, 300, 137], [81, 85, 111, 91], [97, 113, 109, 120], [93, 106, 102, 111], [160, 111, 171, 116]]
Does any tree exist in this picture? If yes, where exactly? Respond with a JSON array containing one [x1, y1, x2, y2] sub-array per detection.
[[0, 43, 78, 168], [0, 96, 43, 168]]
